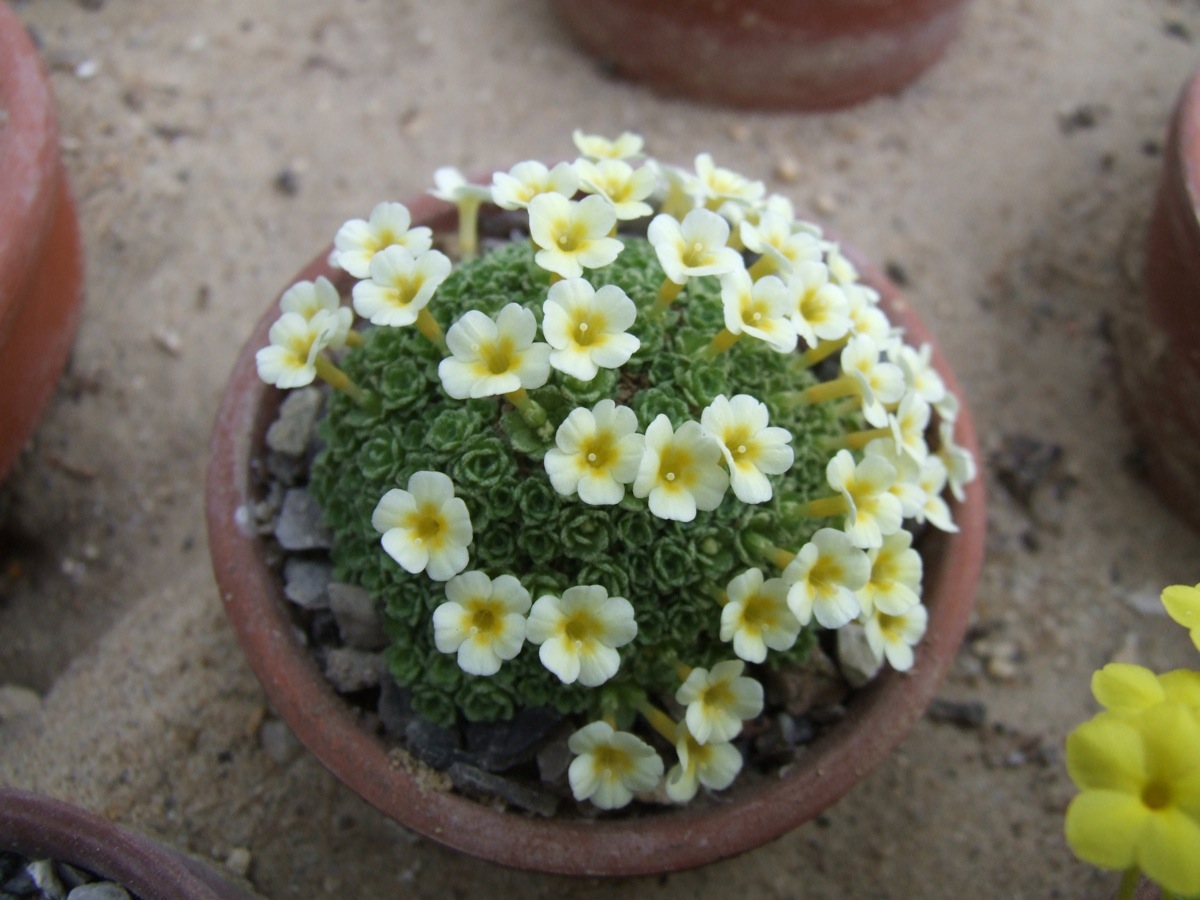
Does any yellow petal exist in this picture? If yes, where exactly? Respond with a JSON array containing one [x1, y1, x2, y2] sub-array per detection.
[[1066, 714, 1145, 792], [1137, 808, 1200, 896], [1092, 663, 1164, 712], [1064, 790, 1147, 870]]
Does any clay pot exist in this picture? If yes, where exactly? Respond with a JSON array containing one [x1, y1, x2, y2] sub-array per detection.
[[549, 0, 971, 111], [0, 788, 256, 899], [1119, 66, 1200, 532], [0, 1, 85, 482], [206, 195, 985, 876]]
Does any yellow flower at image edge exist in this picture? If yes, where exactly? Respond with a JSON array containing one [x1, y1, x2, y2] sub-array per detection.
[[371, 471, 473, 582], [1163, 583, 1200, 652], [1065, 703, 1200, 896]]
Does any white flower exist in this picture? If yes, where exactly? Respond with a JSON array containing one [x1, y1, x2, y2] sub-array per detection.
[[371, 471, 473, 582], [826, 448, 904, 549], [789, 261, 851, 348], [647, 208, 743, 285], [825, 243, 861, 287], [279, 276, 353, 349], [491, 160, 579, 211], [740, 210, 822, 276], [675, 660, 763, 745], [351, 247, 451, 327], [567, 721, 663, 810], [433, 571, 531, 675], [544, 400, 644, 505], [915, 454, 959, 533], [632, 415, 729, 522], [864, 438, 926, 519], [893, 342, 947, 407], [528, 193, 622, 279], [720, 567, 801, 663], [887, 391, 932, 463], [840, 335, 907, 428], [845, 283, 892, 343], [864, 601, 928, 672], [571, 129, 645, 161], [333, 202, 433, 279], [687, 152, 765, 211], [665, 723, 743, 803], [700, 394, 794, 504], [438, 303, 551, 399], [783, 527, 871, 629], [858, 530, 922, 618], [430, 166, 492, 205], [542, 278, 640, 380], [937, 417, 976, 502], [526, 584, 637, 687], [719, 270, 798, 354], [255, 310, 339, 389], [575, 159, 656, 220]]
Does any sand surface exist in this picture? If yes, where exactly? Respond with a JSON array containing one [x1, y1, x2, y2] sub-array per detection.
[[4, 0, 1200, 896]]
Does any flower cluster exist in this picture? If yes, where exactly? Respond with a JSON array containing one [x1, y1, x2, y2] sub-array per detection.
[[1065, 582, 1200, 899], [260, 131, 976, 810]]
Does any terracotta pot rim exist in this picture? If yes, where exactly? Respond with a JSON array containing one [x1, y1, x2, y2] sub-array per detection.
[[0, 788, 254, 899], [206, 194, 985, 876]]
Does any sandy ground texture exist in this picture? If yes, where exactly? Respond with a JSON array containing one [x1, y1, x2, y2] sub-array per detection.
[[4, 0, 1200, 896]]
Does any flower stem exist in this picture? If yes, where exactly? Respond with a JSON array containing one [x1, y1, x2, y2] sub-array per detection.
[[636, 701, 679, 744], [837, 426, 891, 451], [314, 356, 367, 405], [505, 387, 547, 428], [703, 328, 740, 357], [457, 198, 482, 260], [796, 336, 849, 369], [801, 374, 858, 405], [805, 495, 848, 519], [764, 544, 796, 569], [416, 309, 447, 351], [748, 254, 775, 280], [344, 330, 363, 347], [656, 278, 684, 312], [1116, 868, 1140, 900]]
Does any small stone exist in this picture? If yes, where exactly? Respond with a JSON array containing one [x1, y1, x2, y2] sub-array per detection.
[[535, 731, 573, 784], [328, 582, 387, 650], [259, 718, 303, 766], [927, 698, 987, 729], [68, 884, 132, 900], [1126, 586, 1167, 617], [274, 489, 333, 550], [774, 156, 800, 183], [0, 684, 42, 721], [29, 859, 65, 900], [322, 647, 384, 693], [813, 192, 837, 215], [404, 717, 462, 770], [74, 59, 99, 80], [55, 862, 93, 890], [447, 763, 559, 817], [463, 707, 561, 772], [266, 387, 323, 456], [273, 168, 300, 196], [224, 848, 252, 879], [377, 676, 414, 738], [151, 328, 182, 356], [764, 646, 848, 716], [283, 557, 332, 609], [754, 713, 815, 763]]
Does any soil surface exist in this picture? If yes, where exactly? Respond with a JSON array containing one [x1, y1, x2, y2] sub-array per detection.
[[4, 1, 1200, 897]]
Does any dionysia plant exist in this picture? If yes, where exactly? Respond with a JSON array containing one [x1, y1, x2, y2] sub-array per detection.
[[1065, 583, 1200, 900], [255, 130, 976, 810]]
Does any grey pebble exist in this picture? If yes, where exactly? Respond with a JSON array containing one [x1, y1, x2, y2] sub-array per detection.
[[448, 762, 558, 818], [274, 489, 333, 551], [283, 558, 332, 610], [265, 387, 323, 456], [259, 718, 303, 766], [67, 884, 132, 900], [535, 731, 573, 784], [404, 717, 461, 770], [464, 707, 561, 773], [29, 859, 65, 900], [328, 582, 387, 650], [322, 647, 384, 693]]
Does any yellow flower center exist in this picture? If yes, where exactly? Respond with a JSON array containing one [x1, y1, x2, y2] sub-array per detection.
[[582, 433, 615, 469], [468, 602, 498, 636], [722, 425, 754, 462], [682, 241, 709, 267], [657, 445, 694, 488], [564, 611, 600, 646], [407, 506, 444, 545], [593, 745, 631, 775], [740, 594, 771, 629], [1142, 781, 1172, 811], [482, 337, 515, 374], [702, 681, 734, 710]]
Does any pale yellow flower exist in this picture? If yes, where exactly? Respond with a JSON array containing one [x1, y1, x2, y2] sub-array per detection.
[[544, 399, 645, 505], [665, 722, 743, 803], [700, 394, 794, 504], [526, 585, 637, 687], [675, 660, 763, 744], [739, 210, 822, 276], [575, 158, 656, 220], [863, 601, 927, 671], [571, 129, 645, 161], [840, 336, 907, 429], [687, 152, 765, 211], [647, 209, 743, 286], [632, 415, 729, 522], [783, 527, 871, 629], [371, 471, 473, 582], [351, 247, 451, 327], [279, 276, 353, 349], [720, 567, 801, 663], [433, 571, 530, 675], [255, 310, 338, 389], [438, 304, 551, 399], [858, 530, 923, 617], [542, 278, 640, 381], [528, 193, 622, 279], [491, 160, 579, 211], [567, 721, 662, 810], [789, 261, 851, 348], [719, 269, 798, 354], [826, 449, 903, 550], [333, 201, 432, 279]]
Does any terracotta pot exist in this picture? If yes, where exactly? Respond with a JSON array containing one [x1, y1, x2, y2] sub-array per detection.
[[549, 0, 971, 111], [0, 1, 85, 483], [0, 788, 256, 899], [1119, 66, 1200, 532], [206, 195, 986, 876]]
